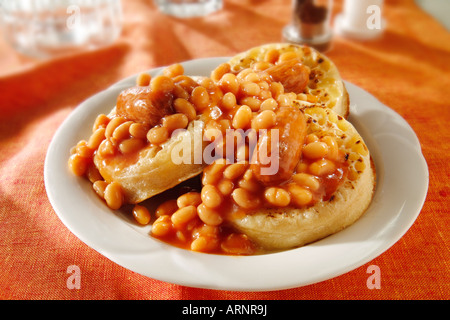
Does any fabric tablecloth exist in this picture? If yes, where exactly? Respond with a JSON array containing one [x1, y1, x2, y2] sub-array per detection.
[[0, 0, 448, 300]]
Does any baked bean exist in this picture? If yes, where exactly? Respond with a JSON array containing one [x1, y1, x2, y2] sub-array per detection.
[[219, 73, 239, 95], [252, 61, 273, 71], [147, 126, 169, 145], [288, 184, 312, 207], [258, 89, 272, 100], [264, 187, 291, 207], [293, 173, 320, 191], [239, 97, 261, 111], [237, 178, 261, 193], [297, 93, 308, 101], [75, 140, 94, 158], [136, 72, 151, 86], [258, 80, 270, 90], [68, 154, 89, 176], [202, 159, 228, 185], [309, 159, 336, 176], [88, 127, 106, 150], [152, 215, 173, 237], [240, 81, 261, 96], [220, 92, 237, 110], [105, 117, 126, 139], [190, 86, 210, 111], [232, 105, 252, 129], [243, 168, 253, 181], [155, 199, 178, 217], [150, 75, 174, 94], [269, 82, 284, 98], [216, 178, 234, 196], [245, 72, 261, 82], [173, 84, 190, 100], [173, 98, 197, 121], [251, 110, 276, 131], [92, 180, 108, 199], [190, 235, 219, 252], [305, 133, 319, 144], [219, 119, 231, 131], [173, 75, 198, 93], [295, 161, 308, 173], [259, 98, 278, 111], [231, 187, 260, 209], [201, 184, 223, 208], [220, 233, 254, 255], [112, 121, 133, 141], [162, 113, 189, 132], [236, 68, 253, 80], [97, 139, 116, 157], [199, 77, 216, 91], [163, 63, 184, 78], [133, 204, 151, 225], [303, 141, 329, 159], [264, 48, 279, 64], [223, 161, 248, 180], [104, 181, 124, 210], [194, 224, 219, 238], [177, 192, 202, 208], [197, 203, 223, 226], [119, 137, 145, 154], [129, 122, 149, 139], [171, 205, 197, 229], [211, 63, 231, 82], [236, 144, 249, 162], [86, 164, 103, 183], [93, 114, 110, 131], [203, 127, 222, 142]]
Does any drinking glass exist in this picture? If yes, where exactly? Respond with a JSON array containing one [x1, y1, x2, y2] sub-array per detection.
[[153, 0, 223, 18], [0, 0, 123, 58]]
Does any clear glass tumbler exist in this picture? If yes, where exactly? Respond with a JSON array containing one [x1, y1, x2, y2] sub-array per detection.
[[153, 0, 223, 18], [0, 0, 122, 58], [283, 0, 333, 51]]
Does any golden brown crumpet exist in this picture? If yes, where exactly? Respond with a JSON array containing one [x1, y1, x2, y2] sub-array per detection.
[[230, 106, 375, 251], [227, 43, 350, 118]]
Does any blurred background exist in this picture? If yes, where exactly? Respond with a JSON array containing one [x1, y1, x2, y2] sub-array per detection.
[[0, 0, 448, 76]]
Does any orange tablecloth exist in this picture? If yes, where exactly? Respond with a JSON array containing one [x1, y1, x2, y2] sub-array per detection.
[[1, 0, 448, 300]]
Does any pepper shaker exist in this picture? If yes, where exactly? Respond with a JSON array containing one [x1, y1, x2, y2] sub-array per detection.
[[283, 0, 333, 52]]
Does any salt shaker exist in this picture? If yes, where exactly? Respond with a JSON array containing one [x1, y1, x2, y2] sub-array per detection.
[[283, 0, 333, 52]]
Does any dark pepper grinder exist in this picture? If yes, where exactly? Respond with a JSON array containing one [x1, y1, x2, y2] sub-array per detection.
[[283, 0, 333, 52]]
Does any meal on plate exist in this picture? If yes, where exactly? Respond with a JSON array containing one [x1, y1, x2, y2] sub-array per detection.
[[68, 43, 375, 255]]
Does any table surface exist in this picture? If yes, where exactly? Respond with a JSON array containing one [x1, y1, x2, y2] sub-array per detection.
[[0, 0, 449, 300]]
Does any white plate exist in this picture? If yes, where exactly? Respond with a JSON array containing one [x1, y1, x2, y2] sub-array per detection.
[[44, 58, 429, 291]]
